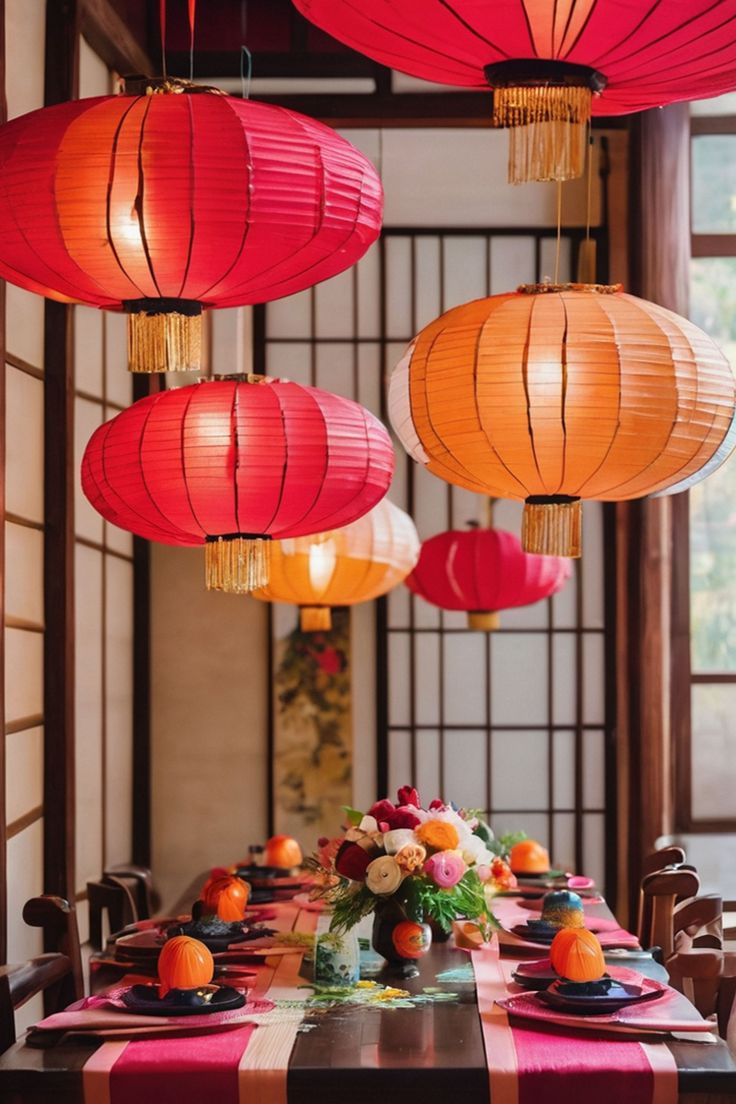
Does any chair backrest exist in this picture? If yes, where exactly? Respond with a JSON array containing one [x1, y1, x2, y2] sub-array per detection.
[[21, 896, 84, 1010], [0, 953, 75, 1054], [103, 864, 160, 920], [87, 878, 137, 951], [640, 868, 700, 959], [642, 846, 687, 879], [674, 893, 723, 952]]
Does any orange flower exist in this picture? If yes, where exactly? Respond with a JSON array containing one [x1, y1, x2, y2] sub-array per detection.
[[394, 843, 426, 873], [416, 819, 460, 852]]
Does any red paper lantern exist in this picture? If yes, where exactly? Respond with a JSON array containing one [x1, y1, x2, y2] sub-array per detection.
[[81, 375, 395, 592], [405, 527, 570, 630], [0, 80, 383, 371], [293, 1, 736, 181]]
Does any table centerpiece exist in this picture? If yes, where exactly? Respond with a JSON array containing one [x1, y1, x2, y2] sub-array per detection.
[[308, 786, 517, 976]]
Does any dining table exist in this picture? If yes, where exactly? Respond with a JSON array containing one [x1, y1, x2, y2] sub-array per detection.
[[0, 879, 735, 1104]]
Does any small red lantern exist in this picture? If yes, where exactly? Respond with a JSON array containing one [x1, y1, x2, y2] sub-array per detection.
[[405, 527, 570, 630], [0, 82, 382, 371], [81, 375, 395, 592]]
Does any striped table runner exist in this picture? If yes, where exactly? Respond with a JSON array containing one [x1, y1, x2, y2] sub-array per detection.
[[83, 904, 317, 1104]]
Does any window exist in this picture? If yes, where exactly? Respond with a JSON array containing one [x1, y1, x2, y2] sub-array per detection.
[[674, 98, 736, 830]]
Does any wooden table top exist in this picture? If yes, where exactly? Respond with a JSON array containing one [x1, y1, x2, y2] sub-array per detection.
[[1, 893, 735, 1104]]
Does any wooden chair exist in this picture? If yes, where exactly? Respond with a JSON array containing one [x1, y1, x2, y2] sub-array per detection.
[[0, 897, 84, 1054], [674, 893, 723, 952], [87, 877, 137, 951], [642, 846, 687, 878], [103, 864, 161, 920], [639, 867, 700, 959]]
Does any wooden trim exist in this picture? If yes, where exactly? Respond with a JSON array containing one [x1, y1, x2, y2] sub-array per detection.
[[42, 0, 79, 911], [75, 534, 132, 563], [691, 672, 736, 683], [5, 715, 44, 737], [691, 115, 736, 135], [131, 376, 153, 866], [5, 353, 44, 381], [74, 387, 125, 413], [7, 806, 43, 840], [4, 616, 44, 633], [692, 234, 736, 258], [0, 0, 7, 968], [4, 512, 43, 532], [80, 0, 153, 78], [671, 493, 692, 833]]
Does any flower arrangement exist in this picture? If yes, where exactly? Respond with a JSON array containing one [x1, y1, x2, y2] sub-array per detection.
[[308, 786, 517, 939]]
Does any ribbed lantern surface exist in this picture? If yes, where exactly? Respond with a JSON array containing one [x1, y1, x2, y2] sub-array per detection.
[[294, 1, 736, 182], [253, 498, 420, 631], [0, 86, 383, 370], [389, 284, 736, 557], [405, 527, 571, 630], [81, 377, 395, 593]]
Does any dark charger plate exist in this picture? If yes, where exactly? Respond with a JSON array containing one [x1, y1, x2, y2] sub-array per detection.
[[121, 983, 246, 1016], [538, 978, 665, 1014]]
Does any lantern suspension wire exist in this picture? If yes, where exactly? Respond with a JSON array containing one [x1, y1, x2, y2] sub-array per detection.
[[160, 0, 167, 80], [188, 0, 196, 82], [240, 46, 253, 100], [554, 180, 562, 285]]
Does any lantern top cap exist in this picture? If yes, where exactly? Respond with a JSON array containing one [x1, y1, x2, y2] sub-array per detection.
[[210, 373, 270, 385], [484, 59, 607, 94], [517, 282, 623, 296], [122, 75, 226, 97]]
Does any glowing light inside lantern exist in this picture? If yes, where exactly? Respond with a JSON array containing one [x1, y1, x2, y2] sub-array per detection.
[[307, 540, 337, 597]]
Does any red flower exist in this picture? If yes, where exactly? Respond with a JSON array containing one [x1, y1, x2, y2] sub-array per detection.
[[429, 799, 445, 810], [317, 646, 342, 675], [397, 786, 420, 808], [334, 841, 372, 881], [368, 798, 420, 830], [389, 809, 421, 829], [368, 799, 396, 821]]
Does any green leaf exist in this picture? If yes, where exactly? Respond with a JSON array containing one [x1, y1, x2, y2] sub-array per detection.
[[341, 806, 364, 826]]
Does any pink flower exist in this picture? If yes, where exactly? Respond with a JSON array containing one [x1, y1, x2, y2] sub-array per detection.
[[424, 850, 466, 888], [397, 786, 420, 808]]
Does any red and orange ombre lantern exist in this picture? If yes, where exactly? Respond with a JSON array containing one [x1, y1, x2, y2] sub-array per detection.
[[81, 376, 394, 592], [158, 936, 214, 997], [0, 81, 382, 371], [405, 526, 569, 630], [390, 284, 736, 557]]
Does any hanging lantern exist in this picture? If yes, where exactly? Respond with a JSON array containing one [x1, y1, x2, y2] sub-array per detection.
[[253, 499, 419, 631], [389, 284, 736, 558], [293, 0, 736, 182], [0, 78, 382, 371], [81, 375, 395, 591], [405, 526, 569, 630]]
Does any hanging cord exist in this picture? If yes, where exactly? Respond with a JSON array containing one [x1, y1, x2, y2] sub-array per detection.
[[240, 46, 253, 100], [160, 0, 167, 79], [188, 0, 196, 82], [554, 179, 563, 285], [585, 119, 593, 247]]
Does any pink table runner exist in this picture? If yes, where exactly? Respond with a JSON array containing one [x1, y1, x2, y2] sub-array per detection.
[[82, 904, 317, 1104], [472, 941, 679, 1104], [493, 897, 640, 951]]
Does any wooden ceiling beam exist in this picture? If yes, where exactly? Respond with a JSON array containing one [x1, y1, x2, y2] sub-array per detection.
[[80, 0, 154, 77]]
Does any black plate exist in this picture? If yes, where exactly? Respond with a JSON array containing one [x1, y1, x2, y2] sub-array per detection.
[[538, 978, 664, 1015], [166, 920, 273, 953], [510, 923, 556, 945], [121, 983, 246, 1016], [511, 959, 557, 990]]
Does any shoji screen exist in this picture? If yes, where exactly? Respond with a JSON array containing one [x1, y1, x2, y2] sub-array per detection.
[[72, 40, 135, 947], [3, 0, 48, 1025], [262, 227, 615, 893]]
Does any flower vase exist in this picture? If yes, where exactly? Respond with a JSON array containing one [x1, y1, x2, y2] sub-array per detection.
[[371, 902, 423, 979]]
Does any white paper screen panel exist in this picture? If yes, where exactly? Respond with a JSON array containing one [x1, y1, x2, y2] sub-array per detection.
[[261, 225, 612, 891]]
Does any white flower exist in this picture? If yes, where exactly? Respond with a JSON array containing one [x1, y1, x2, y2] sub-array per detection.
[[383, 828, 417, 854], [460, 833, 494, 867], [359, 815, 380, 834]]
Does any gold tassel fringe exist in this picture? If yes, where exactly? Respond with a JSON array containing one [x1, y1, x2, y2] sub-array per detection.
[[467, 611, 500, 632], [493, 84, 591, 184], [127, 310, 202, 373], [205, 537, 271, 593], [522, 500, 582, 558], [300, 606, 332, 632]]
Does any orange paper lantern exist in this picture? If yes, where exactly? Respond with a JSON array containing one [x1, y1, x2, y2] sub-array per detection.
[[201, 874, 250, 921], [550, 928, 606, 983], [510, 840, 550, 875], [392, 921, 432, 960], [389, 283, 736, 557], [264, 835, 303, 869], [158, 936, 214, 997], [253, 500, 419, 631]]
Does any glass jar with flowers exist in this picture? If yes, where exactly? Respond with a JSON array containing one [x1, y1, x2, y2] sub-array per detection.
[[307, 786, 517, 977]]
